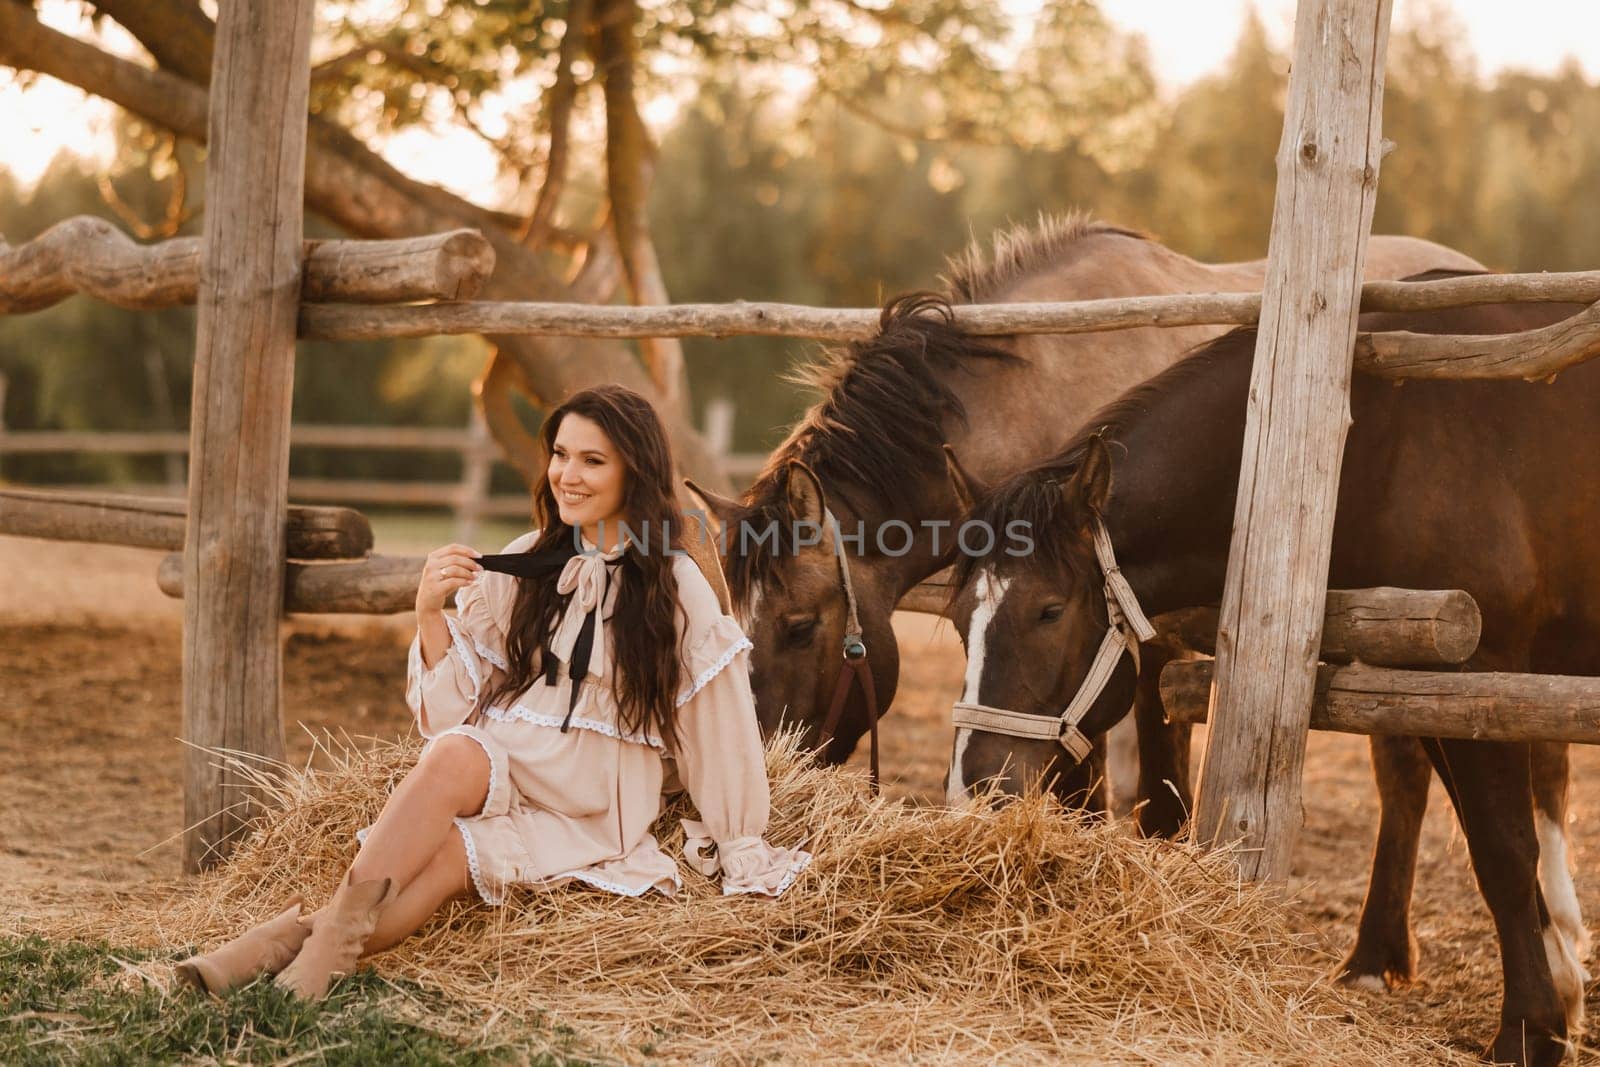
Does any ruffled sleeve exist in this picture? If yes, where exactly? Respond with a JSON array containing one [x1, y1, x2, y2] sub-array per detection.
[[670, 557, 812, 897], [405, 531, 528, 738]]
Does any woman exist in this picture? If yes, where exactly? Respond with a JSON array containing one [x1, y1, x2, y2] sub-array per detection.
[[176, 384, 810, 999]]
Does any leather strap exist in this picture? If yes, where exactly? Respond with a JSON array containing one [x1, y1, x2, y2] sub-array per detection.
[[815, 505, 880, 793], [951, 516, 1148, 761]]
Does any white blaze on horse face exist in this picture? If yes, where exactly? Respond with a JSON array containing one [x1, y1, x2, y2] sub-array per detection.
[[948, 569, 1010, 804], [960, 569, 1009, 704]]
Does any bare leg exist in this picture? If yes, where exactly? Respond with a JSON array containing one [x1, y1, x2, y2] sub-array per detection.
[[363, 829, 475, 956], [1338, 733, 1430, 990], [349, 734, 490, 895]]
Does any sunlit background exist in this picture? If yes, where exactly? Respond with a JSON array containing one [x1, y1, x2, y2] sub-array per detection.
[[5, 1, 1599, 197], [3, 0, 1599, 512]]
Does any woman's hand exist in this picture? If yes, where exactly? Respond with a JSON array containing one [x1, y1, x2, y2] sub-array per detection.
[[416, 543, 483, 616]]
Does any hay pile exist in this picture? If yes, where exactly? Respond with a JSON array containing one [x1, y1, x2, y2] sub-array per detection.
[[111, 736, 1462, 1065]]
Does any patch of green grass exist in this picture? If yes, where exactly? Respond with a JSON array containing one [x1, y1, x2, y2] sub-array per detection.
[[0, 934, 587, 1066]]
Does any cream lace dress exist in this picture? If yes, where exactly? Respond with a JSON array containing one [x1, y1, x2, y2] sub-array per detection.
[[403, 531, 811, 904]]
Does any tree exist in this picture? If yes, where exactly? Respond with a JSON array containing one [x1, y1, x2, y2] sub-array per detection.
[[0, 0, 1152, 489]]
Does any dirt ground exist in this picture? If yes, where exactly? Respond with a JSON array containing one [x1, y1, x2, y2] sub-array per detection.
[[4, 534, 1599, 1061]]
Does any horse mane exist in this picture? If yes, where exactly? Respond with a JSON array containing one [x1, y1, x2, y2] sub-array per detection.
[[726, 292, 1016, 605], [952, 329, 1255, 592], [726, 214, 1147, 607], [940, 211, 1149, 304]]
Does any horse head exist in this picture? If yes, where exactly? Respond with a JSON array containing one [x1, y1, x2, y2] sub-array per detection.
[[687, 460, 902, 764], [944, 434, 1140, 805]]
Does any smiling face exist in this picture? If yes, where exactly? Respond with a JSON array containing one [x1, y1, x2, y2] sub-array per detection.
[[548, 413, 627, 539]]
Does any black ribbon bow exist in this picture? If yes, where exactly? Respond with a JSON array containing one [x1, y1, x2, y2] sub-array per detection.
[[477, 544, 618, 731]]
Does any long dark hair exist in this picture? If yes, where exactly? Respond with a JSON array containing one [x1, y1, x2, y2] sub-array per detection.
[[480, 384, 686, 746]]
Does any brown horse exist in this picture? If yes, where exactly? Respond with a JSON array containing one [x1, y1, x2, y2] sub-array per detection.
[[688, 215, 1480, 828], [942, 287, 1594, 1065]]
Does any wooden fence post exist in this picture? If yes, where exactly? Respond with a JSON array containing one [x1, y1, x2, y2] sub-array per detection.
[[1191, 0, 1395, 881], [0, 370, 9, 479], [182, 0, 314, 872], [703, 395, 734, 456], [456, 405, 492, 546]]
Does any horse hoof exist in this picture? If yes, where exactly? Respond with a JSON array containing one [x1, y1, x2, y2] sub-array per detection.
[[1486, 1023, 1568, 1067], [1337, 972, 1388, 994], [1334, 948, 1415, 992]]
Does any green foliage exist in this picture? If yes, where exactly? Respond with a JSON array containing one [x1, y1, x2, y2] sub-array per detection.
[[0, 933, 580, 1066], [8, 4, 1600, 468]]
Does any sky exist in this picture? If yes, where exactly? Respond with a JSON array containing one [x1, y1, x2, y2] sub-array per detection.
[[1093, 0, 1600, 87], [3, 0, 1600, 197]]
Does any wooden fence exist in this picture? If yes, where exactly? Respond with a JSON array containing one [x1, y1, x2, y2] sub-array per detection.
[[0, 395, 765, 546], [6, 0, 1600, 883]]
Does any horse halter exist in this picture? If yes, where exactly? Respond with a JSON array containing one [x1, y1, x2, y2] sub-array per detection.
[[950, 517, 1156, 763], [814, 505, 881, 793]]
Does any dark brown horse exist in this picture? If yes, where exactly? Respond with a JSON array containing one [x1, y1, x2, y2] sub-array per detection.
[[942, 286, 1594, 1065], [688, 216, 1479, 830]]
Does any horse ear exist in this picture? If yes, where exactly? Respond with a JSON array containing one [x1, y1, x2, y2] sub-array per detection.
[[942, 444, 987, 514], [1062, 432, 1113, 527], [784, 460, 827, 526], [683, 477, 740, 538]]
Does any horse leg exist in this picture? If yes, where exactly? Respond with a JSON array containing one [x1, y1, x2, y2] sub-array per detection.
[[1106, 714, 1139, 819], [1054, 736, 1109, 816], [1337, 734, 1430, 991], [1422, 737, 1574, 1066], [1531, 742, 1590, 975], [1133, 640, 1191, 839]]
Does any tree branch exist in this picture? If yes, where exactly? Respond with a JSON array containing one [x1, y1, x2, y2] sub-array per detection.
[[598, 0, 688, 416], [88, 0, 215, 84], [475, 346, 544, 488], [524, 0, 593, 247], [0, 0, 731, 491]]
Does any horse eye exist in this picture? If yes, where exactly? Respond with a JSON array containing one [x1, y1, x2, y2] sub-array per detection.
[[1039, 604, 1066, 622], [784, 618, 818, 648]]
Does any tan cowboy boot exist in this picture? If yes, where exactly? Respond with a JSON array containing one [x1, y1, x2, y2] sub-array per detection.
[[274, 874, 394, 1001], [173, 897, 311, 995]]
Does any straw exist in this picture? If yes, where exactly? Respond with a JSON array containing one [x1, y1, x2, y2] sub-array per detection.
[[59, 734, 1467, 1065]]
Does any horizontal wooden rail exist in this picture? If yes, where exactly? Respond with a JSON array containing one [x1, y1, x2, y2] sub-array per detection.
[[0, 488, 372, 559], [296, 270, 1600, 343], [1357, 296, 1600, 380], [895, 580, 1478, 667], [1161, 660, 1600, 746], [158, 551, 426, 614], [0, 430, 191, 454], [0, 216, 495, 314], [0, 425, 493, 454]]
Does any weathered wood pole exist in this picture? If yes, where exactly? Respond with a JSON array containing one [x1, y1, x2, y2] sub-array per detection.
[[1190, 0, 1395, 880], [182, 0, 314, 872], [1163, 662, 1600, 747], [0, 489, 371, 559]]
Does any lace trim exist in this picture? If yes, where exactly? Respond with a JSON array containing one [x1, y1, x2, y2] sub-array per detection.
[[474, 637, 508, 672], [443, 615, 484, 697], [676, 636, 753, 707], [480, 703, 667, 753], [550, 866, 680, 899], [721, 850, 813, 898], [454, 819, 504, 906], [435, 727, 500, 819]]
